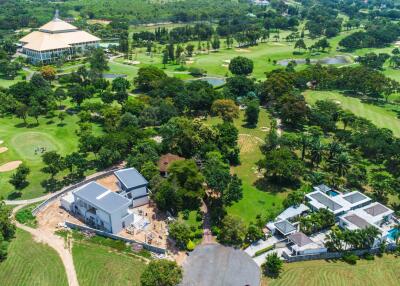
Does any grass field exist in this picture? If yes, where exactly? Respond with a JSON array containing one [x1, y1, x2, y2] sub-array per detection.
[[0, 108, 102, 199], [205, 109, 286, 224], [264, 255, 400, 286], [73, 241, 147, 286], [0, 229, 68, 286], [304, 90, 400, 137]]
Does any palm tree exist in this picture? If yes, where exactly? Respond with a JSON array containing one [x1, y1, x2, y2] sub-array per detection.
[[298, 132, 310, 161], [328, 141, 343, 160], [310, 139, 325, 168], [330, 152, 352, 177]]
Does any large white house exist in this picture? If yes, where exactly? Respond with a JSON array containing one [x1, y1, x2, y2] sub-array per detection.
[[70, 181, 133, 234], [19, 11, 100, 63]]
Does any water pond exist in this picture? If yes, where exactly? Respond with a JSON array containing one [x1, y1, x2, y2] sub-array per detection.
[[278, 55, 351, 66]]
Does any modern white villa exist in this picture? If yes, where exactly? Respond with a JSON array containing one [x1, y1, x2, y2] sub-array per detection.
[[60, 167, 150, 234], [19, 10, 100, 63], [247, 184, 399, 263]]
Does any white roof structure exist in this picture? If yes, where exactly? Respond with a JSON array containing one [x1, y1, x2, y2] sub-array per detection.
[[19, 15, 100, 52], [306, 190, 372, 216], [287, 232, 327, 253], [276, 204, 309, 221], [341, 202, 394, 231]]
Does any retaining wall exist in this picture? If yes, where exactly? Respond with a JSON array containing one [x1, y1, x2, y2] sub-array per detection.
[[282, 244, 397, 263], [65, 221, 166, 254]]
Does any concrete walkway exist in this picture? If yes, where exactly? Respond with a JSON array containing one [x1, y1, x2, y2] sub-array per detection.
[[12, 205, 79, 286]]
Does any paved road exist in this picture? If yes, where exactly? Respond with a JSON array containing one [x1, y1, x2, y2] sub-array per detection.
[[12, 205, 79, 286]]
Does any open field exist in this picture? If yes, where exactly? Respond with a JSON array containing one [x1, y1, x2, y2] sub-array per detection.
[[304, 90, 400, 137], [0, 107, 102, 199], [264, 255, 400, 286], [205, 109, 286, 224], [0, 229, 68, 286], [73, 241, 147, 286]]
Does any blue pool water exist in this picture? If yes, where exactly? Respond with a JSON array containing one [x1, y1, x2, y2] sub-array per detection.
[[388, 228, 399, 241], [187, 77, 226, 87], [327, 190, 339, 197]]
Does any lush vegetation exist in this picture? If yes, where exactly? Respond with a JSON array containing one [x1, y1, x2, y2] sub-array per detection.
[[15, 203, 38, 228], [0, 229, 67, 286]]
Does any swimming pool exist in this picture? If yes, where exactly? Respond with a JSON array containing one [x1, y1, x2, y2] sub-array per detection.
[[387, 228, 399, 241], [327, 190, 340, 197]]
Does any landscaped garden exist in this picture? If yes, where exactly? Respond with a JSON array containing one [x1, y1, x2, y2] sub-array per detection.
[[0, 229, 68, 286]]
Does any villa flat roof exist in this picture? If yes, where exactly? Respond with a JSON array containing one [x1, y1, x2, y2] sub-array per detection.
[[74, 181, 130, 214], [287, 232, 314, 247], [310, 192, 342, 211], [114, 167, 148, 190], [364, 203, 390, 217], [314, 184, 331, 193], [274, 220, 296, 235], [343, 192, 369, 204], [344, 214, 373, 229]]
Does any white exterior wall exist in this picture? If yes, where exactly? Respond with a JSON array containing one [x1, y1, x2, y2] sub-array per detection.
[[299, 247, 327, 255], [110, 210, 133, 234], [60, 197, 72, 211]]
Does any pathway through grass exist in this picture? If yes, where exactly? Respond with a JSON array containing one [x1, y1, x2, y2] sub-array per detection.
[[0, 229, 68, 286]]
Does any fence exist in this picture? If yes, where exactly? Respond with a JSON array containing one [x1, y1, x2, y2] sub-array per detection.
[[64, 221, 166, 254], [282, 244, 397, 263], [32, 168, 119, 216]]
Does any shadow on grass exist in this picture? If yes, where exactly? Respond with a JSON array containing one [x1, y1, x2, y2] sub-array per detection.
[[7, 191, 22, 200], [254, 177, 300, 193]]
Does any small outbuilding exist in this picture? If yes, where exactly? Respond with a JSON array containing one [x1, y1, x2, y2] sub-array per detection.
[[157, 153, 184, 177]]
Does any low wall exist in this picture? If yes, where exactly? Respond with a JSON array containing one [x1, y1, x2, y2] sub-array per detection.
[[64, 221, 166, 254], [32, 168, 119, 216], [282, 244, 397, 263]]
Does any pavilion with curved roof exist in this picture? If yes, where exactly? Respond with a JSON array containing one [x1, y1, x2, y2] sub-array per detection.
[[19, 11, 100, 64]]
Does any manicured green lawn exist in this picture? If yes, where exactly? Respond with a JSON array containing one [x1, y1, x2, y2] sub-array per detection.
[[264, 255, 400, 286], [304, 90, 400, 137], [73, 241, 147, 286], [205, 109, 286, 224], [0, 108, 102, 199], [0, 229, 68, 286]]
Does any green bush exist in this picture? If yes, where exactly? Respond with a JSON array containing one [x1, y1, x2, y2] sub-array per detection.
[[363, 252, 375, 260], [196, 212, 203, 222], [188, 67, 206, 77], [186, 240, 195, 251], [182, 210, 190, 220], [254, 245, 275, 257], [342, 253, 359, 265], [193, 229, 203, 239], [15, 208, 37, 228]]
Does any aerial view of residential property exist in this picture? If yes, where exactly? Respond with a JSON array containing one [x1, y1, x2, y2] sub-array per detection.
[[1, 0, 400, 285]]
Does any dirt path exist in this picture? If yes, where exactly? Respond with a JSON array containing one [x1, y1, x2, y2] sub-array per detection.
[[201, 200, 217, 245], [12, 205, 79, 286]]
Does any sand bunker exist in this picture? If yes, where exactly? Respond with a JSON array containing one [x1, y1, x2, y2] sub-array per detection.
[[223, 59, 231, 64], [0, 161, 22, 172], [334, 100, 342, 105], [0, 140, 3, 145], [221, 64, 229, 68], [235, 48, 251, 53], [0, 147, 8, 153], [186, 60, 194, 64]]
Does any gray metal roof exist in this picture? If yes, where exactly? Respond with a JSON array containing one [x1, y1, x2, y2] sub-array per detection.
[[310, 192, 342, 211], [275, 220, 296, 235], [364, 204, 390, 217], [344, 214, 372, 229], [287, 232, 314, 247], [343, 192, 369, 204], [74, 181, 130, 213], [114, 167, 148, 190]]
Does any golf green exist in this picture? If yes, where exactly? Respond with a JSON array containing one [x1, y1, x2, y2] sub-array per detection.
[[11, 132, 60, 161]]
